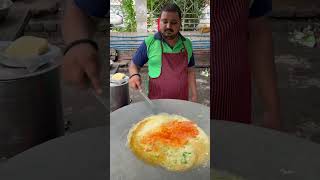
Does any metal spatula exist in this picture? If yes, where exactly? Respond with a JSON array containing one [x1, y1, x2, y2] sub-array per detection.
[[138, 88, 158, 114], [90, 88, 109, 111]]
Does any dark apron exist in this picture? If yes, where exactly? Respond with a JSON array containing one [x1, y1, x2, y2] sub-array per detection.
[[211, 0, 252, 123], [148, 41, 189, 100]]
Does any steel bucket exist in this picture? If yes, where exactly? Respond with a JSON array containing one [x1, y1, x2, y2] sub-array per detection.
[[0, 42, 64, 158], [110, 79, 129, 112]]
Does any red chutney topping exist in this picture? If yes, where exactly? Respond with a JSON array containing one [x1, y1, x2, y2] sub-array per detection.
[[142, 120, 199, 148]]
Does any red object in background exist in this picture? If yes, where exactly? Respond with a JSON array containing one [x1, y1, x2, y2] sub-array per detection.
[[157, 18, 160, 31]]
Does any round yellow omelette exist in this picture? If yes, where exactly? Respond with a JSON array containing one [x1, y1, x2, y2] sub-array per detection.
[[127, 114, 210, 172]]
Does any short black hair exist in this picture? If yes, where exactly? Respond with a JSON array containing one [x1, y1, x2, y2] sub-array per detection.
[[160, 3, 182, 19]]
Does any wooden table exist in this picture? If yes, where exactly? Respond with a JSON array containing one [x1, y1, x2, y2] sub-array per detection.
[[0, 3, 31, 41]]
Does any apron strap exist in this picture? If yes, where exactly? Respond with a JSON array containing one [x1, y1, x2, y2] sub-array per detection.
[[160, 36, 188, 58]]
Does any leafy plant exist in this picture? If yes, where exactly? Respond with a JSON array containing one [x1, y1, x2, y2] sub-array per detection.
[[111, 26, 126, 32], [121, 0, 137, 32], [147, 0, 207, 31]]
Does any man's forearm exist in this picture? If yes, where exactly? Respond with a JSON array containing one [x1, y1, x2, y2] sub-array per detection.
[[249, 17, 280, 114], [62, 0, 95, 44], [188, 68, 197, 97], [129, 62, 140, 76]]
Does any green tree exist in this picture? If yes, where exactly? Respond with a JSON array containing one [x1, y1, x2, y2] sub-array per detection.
[[147, 0, 207, 31], [121, 0, 137, 32]]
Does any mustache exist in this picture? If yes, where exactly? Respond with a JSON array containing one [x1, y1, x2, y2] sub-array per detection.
[[164, 29, 174, 32]]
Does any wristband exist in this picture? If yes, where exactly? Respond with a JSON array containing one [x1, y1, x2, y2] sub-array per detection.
[[63, 39, 98, 55], [129, 73, 141, 79]]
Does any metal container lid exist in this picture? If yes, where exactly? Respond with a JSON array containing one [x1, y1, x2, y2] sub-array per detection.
[[0, 41, 62, 81]]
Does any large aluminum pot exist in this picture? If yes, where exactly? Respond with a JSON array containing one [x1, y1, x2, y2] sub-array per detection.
[[110, 77, 129, 112], [0, 42, 64, 158]]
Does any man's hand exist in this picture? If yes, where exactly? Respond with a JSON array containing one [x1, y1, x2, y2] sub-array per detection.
[[62, 0, 101, 94], [188, 67, 198, 103], [128, 62, 142, 90], [129, 75, 142, 90], [62, 43, 102, 94], [262, 111, 282, 130], [249, 17, 281, 130], [190, 95, 198, 103]]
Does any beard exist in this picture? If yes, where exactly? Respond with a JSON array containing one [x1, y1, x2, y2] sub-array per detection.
[[161, 29, 178, 40]]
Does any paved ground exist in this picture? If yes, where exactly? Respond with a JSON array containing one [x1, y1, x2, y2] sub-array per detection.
[[272, 0, 320, 17], [252, 19, 320, 142]]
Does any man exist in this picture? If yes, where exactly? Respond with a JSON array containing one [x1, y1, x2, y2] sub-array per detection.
[[211, 0, 281, 129], [62, 0, 281, 129], [128, 3, 198, 102], [62, 0, 107, 95]]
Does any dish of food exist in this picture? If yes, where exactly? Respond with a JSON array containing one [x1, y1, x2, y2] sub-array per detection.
[[4, 36, 49, 58], [111, 73, 126, 80], [127, 113, 210, 172]]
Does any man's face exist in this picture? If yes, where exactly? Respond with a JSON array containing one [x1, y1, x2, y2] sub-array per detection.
[[159, 11, 181, 40]]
